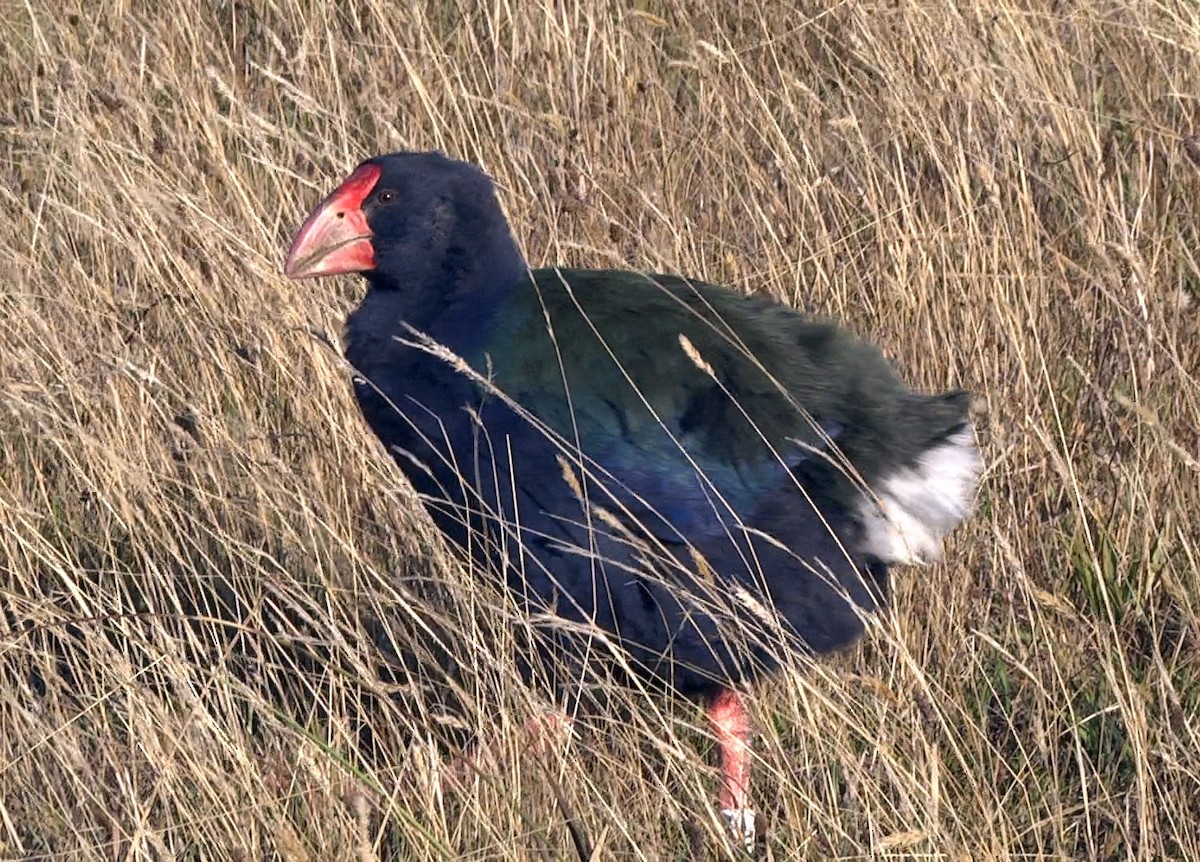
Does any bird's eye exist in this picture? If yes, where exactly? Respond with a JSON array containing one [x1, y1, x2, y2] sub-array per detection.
[[377, 190, 395, 204]]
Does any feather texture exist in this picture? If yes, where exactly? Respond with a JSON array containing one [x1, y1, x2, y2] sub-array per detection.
[[346, 266, 977, 694], [289, 151, 979, 698]]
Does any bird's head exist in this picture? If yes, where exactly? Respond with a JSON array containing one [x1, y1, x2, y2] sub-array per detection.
[[283, 151, 514, 284]]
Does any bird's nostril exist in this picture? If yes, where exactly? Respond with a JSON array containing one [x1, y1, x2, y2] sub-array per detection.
[[336, 211, 345, 219]]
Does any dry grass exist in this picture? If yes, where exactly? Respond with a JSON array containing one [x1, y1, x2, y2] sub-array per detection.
[[2, 0, 1199, 858]]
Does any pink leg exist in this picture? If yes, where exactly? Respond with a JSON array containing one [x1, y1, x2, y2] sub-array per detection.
[[443, 709, 573, 788], [520, 708, 575, 756], [708, 688, 751, 811], [707, 687, 756, 844]]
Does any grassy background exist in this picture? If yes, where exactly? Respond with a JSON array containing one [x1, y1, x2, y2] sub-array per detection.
[[2, 0, 1199, 858]]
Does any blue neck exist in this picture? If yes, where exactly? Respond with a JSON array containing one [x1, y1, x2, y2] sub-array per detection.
[[344, 228, 526, 379]]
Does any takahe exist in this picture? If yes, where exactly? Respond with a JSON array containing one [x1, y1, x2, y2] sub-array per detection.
[[283, 151, 979, 846]]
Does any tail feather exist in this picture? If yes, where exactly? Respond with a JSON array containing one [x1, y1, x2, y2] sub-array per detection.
[[856, 423, 980, 565]]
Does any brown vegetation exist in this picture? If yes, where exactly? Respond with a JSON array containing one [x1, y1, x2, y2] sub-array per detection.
[[2, 0, 1198, 858]]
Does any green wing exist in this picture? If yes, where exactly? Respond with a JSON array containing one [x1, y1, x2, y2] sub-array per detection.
[[477, 268, 965, 508]]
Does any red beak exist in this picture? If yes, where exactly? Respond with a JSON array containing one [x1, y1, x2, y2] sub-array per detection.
[[283, 163, 382, 279]]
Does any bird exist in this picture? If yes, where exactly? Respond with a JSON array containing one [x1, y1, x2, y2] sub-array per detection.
[[283, 150, 979, 847]]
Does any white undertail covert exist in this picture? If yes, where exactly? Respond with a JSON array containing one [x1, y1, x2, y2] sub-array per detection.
[[857, 426, 980, 565]]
